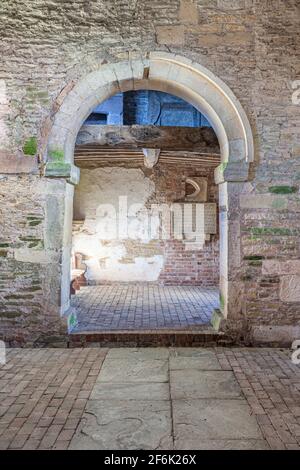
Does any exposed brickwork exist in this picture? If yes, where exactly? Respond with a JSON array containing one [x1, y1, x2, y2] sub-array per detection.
[[159, 239, 219, 286], [151, 163, 219, 286]]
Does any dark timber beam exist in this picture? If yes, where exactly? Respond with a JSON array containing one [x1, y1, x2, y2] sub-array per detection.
[[76, 125, 220, 154]]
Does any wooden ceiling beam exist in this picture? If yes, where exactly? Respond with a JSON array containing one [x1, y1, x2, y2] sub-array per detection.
[[76, 125, 220, 154]]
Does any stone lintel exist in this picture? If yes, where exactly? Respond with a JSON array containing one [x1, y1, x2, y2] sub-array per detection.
[[76, 125, 219, 153]]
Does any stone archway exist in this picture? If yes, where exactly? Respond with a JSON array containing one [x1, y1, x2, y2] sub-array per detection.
[[44, 52, 254, 326]]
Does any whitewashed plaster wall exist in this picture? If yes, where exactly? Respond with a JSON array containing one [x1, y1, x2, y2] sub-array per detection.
[[72, 166, 163, 282]]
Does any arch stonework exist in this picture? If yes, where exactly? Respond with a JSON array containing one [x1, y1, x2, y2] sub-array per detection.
[[44, 52, 254, 326]]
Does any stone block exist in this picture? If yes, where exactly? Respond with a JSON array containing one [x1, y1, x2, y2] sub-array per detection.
[[169, 348, 221, 370], [14, 249, 58, 264], [198, 32, 253, 48], [211, 309, 225, 331], [179, 1, 198, 24], [239, 194, 288, 210], [227, 281, 245, 318], [170, 370, 242, 399], [98, 357, 169, 383], [69, 399, 172, 450], [173, 399, 263, 441], [106, 348, 169, 360], [90, 382, 169, 401], [279, 275, 300, 302], [214, 162, 250, 183], [0, 151, 38, 174], [85, 67, 117, 93], [262, 260, 300, 276], [44, 162, 80, 185], [217, 0, 249, 9], [228, 219, 241, 268], [175, 438, 268, 450], [292, 144, 300, 158], [251, 325, 300, 345], [156, 25, 185, 45], [44, 162, 72, 177], [228, 139, 246, 162], [44, 194, 64, 251]]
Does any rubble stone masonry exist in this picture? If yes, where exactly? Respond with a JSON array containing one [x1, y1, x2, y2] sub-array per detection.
[[0, 0, 299, 345]]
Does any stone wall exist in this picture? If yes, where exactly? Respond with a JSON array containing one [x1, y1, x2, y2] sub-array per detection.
[[0, 175, 70, 346], [72, 163, 219, 286], [0, 0, 299, 345]]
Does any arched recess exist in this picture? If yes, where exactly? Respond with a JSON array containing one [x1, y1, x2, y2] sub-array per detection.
[[44, 52, 254, 325]]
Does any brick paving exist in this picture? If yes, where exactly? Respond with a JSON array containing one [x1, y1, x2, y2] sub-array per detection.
[[216, 348, 300, 450], [0, 348, 299, 449], [71, 284, 219, 332], [0, 348, 107, 450]]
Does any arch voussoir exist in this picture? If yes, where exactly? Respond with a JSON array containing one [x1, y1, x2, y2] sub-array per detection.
[[46, 52, 253, 180]]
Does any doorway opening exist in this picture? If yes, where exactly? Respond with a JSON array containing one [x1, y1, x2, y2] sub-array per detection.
[[44, 53, 254, 336], [70, 90, 221, 332]]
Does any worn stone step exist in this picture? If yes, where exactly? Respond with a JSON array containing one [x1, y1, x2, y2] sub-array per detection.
[[68, 329, 232, 348]]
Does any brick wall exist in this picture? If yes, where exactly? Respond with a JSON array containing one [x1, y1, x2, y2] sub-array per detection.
[[150, 164, 219, 286]]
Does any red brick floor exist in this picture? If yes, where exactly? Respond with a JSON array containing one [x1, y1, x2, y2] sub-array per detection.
[[0, 347, 299, 449], [216, 348, 300, 450], [71, 284, 219, 331], [0, 348, 108, 450]]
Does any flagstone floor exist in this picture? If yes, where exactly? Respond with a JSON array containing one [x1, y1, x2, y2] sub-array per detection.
[[0, 347, 300, 450]]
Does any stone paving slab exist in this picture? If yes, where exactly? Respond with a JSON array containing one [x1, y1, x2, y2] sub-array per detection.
[[170, 370, 243, 399], [173, 399, 263, 441], [106, 347, 169, 360], [69, 400, 172, 450], [169, 347, 222, 370], [98, 357, 169, 383], [90, 382, 170, 401], [1, 347, 300, 450], [175, 438, 269, 450]]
